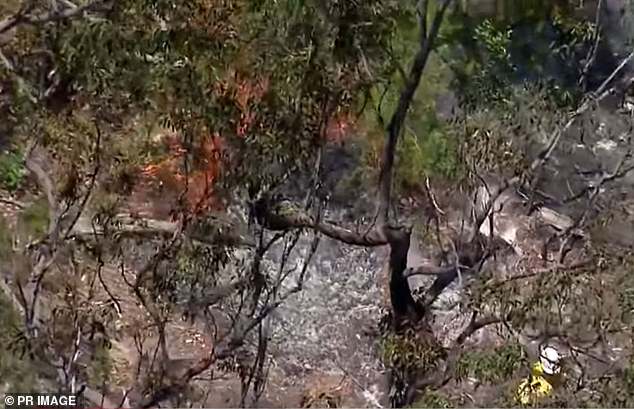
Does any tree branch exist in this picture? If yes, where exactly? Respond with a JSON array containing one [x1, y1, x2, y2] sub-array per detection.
[[138, 302, 278, 409], [471, 68, 634, 241], [72, 212, 256, 247], [256, 198, 388, 245], [376, 0, 453, 224], [405, 313, 503, 404], [404, 262, 458, 277], [579, 0, 603, 91]]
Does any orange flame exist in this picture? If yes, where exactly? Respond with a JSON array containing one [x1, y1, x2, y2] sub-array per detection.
[[136, 72, 359, 219], [324, 112, 356, 145], [137, 72, 269, 217]]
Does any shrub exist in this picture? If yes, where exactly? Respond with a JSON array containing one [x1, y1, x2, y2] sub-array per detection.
[[379, 329, 444, 375], [87, 343, 112, 386], [0, 149, 25, 192], [455, 343, 528, 383], [397, 119, 461, 187], [360, 16, 459, 188]]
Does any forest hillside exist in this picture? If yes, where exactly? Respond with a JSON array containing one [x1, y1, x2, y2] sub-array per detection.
[[1, 0, 634, 408]]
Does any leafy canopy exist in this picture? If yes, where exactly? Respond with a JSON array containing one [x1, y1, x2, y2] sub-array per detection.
[[5, 0, 408, 205]]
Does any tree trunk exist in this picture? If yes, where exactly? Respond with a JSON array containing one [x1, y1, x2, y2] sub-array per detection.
[[385, 226, 423, 327]]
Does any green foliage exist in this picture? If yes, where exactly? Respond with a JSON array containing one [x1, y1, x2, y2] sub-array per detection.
[[33, 0, 402, 202], [439, 8, 596, 110], [456, 343, 527, 383], [475, 19, 513, 64], [397, 117, 461, 186], [149, 240, 229, 307], [379, 329, 444, 374], [466, 19, 515, 105], [0, 0, 407, 215], [0, 149, 25, 192], [551, 13, 598, 54]]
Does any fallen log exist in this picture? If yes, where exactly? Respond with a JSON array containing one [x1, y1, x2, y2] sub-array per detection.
[[71, 213, 255, 248]]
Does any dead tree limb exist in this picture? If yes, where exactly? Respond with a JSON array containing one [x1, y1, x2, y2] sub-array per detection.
[[71, 213, 256, 248]]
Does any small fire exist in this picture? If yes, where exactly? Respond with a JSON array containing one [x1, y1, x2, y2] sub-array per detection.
[[224, 72, 269, 138], [138, 72, 268, 218], [137, 73, 357, 219], [139, 133, 221, 217], [325, 112, 356, 144]]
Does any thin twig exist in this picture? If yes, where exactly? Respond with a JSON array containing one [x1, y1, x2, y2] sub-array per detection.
[[579, 0, 603, 91]]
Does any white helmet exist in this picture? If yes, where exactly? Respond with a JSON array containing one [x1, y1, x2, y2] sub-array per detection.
[[540, 346, 561, 375]]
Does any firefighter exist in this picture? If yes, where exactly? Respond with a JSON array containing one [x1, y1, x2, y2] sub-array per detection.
[[516, 345, 563, 405]]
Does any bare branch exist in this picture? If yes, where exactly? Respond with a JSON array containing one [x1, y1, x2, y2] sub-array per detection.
[[594, 50, 634, 97], [72, 213, 256, 247], [0, 1, 35, 38], [555, 146, 633, 262], [257, 198, 388, 245], [404, 262, 459, 278], [471, 68, 634, 240], [189, 279, 248, 311], [0, 275, 25, 316], [405, 312, 503, 404], [424, 176, 445, 216], [138, 302, 279, 409], [482, 259, 592, 290], [579, 0, 603, 91], [63, 123, 102, 239]]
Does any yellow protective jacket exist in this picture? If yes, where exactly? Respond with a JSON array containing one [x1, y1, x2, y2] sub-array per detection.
[[515, 362, 554, 405]]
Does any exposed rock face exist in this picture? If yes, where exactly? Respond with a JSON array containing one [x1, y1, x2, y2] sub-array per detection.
[[264, 233, 388, 407], [531, 105, 634, 246]]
